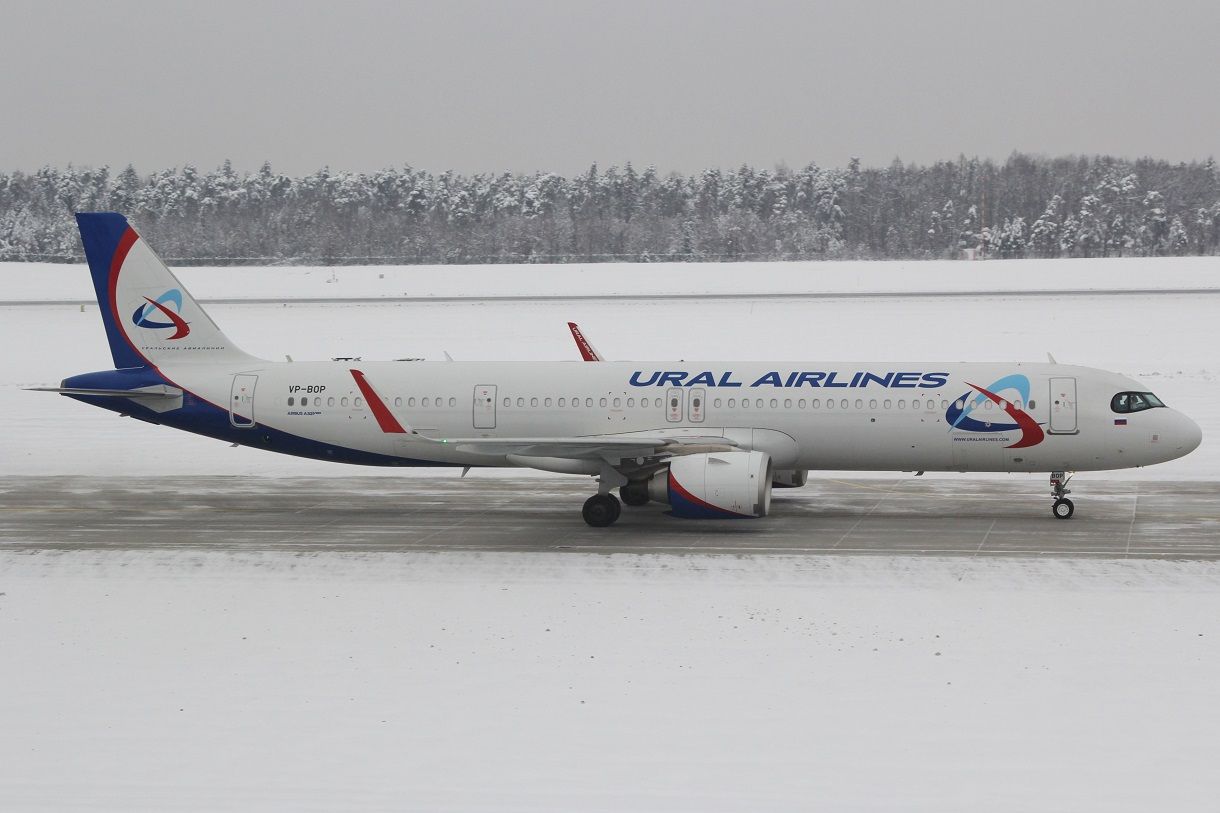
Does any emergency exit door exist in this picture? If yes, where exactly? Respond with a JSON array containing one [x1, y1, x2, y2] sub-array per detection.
[[473, 384, 497, 429], [1049, 377, 1078, 434], [666, 388, 684, 422], [230, 374, 257, 428], [688, 387, 706, 423]]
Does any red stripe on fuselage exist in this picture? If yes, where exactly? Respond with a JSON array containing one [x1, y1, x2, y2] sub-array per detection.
[[965, 381, 1046, 449], [349, 369, 409, 433]]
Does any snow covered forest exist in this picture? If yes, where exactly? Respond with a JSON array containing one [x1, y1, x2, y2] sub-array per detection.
[[2, 153, 1218, 264]]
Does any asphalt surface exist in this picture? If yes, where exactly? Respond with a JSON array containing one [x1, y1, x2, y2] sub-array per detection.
[[1, 476, 1217, 559]]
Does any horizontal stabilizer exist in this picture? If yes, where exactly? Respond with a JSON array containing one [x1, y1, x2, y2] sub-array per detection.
[[26, 385, 182, 399]]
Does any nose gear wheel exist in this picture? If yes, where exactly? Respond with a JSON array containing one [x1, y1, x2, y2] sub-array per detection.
[[1050, 471, 1075, 520]]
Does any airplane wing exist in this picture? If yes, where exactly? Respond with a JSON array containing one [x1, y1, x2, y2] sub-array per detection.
[[567, 322, 604, 361], [352, 367, 734, 463], [440, 435, 736, 459]]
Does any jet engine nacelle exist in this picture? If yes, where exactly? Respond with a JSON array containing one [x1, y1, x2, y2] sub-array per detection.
[[772, 469, 808, 488], [648, 450, 773, 518]]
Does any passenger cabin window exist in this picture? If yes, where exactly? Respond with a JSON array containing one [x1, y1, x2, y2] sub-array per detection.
[[1112, 392, 1165, 413]]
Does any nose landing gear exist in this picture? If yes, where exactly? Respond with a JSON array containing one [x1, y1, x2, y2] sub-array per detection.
[[1050, 471, 1074, 519]]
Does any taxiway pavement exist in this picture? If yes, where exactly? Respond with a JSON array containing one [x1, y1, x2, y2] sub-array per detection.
[[1, 476, 1216, 559]]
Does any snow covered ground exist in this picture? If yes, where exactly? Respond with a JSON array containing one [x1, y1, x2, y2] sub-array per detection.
[[2, 551, 1219, 811], [1, 257, 1218, 810], [3, 255, 1219, 303]]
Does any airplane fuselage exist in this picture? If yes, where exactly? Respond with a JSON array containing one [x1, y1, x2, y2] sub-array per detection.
[[67, 359, 1199, 474]]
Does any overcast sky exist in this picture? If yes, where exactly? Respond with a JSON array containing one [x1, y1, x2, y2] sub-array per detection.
[[2, 0, 1217, 176]]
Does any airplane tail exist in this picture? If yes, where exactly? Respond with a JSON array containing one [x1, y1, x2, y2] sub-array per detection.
[[76, 213, 255, 369]]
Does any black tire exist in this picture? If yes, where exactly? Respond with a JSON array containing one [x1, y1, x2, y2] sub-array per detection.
[[583, 494, 621, 527], [620, 483, 650, 507], [1052, 498, 1075, 520]]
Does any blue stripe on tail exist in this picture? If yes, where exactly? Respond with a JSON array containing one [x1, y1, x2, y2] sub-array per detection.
[[76, 212, 144, 370]]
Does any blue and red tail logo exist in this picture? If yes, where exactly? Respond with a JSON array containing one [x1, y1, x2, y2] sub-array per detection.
[[132, 289, 190, 340], [945, 374, 1045, 449]]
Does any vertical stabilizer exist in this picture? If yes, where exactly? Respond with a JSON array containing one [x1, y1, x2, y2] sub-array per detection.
[[75, 212, 255, 369]]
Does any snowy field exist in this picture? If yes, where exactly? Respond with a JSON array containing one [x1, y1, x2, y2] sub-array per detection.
[[3, 551, 1220, 811], [3, 255, 1219, 303], [1, 257, 1219, 811]]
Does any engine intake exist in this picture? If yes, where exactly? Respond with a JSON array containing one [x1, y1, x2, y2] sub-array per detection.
[[648, 451, 773, 519]]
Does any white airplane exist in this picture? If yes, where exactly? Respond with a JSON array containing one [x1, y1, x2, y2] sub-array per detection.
[[36, 213, 1202, 527]]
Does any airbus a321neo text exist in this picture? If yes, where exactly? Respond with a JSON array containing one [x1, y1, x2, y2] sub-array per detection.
[[37, 213, 1202, 526]]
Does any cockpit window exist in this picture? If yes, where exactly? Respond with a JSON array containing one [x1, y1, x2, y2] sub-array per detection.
[[1111, 391, 1166, 414]]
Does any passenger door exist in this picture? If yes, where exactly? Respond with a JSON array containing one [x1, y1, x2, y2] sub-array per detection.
[[230, 374, 257, 428], [1049, 377, 1078, 434]]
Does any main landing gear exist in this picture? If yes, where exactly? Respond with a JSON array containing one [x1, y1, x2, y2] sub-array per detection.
[[1050, 471, 1074, 520], [582, 493, 622, 527]]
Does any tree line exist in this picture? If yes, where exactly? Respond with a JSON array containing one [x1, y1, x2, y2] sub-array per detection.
[[1, 153, 1217, 265]]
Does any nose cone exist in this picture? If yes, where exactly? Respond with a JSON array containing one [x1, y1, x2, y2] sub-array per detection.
[[1169, 410, 1203, 459]]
